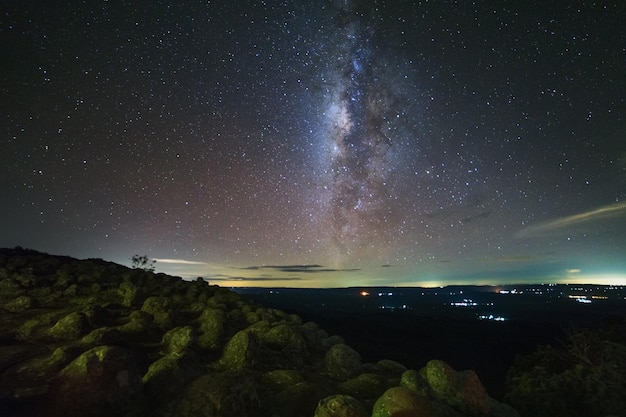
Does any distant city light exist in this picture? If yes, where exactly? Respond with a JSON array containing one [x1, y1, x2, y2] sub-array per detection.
[[450, 299, 478, 307], [478, 314, 507, 321]]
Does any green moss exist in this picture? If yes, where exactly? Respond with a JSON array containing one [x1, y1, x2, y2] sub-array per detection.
[[338, 373, 388, 400], [220, 330, 260, 371], [5, 295, 37, 312], [197, 307, 226, 350], [261, 369, 305, 391], [314, 394, 368, 417], [47, 312, 90, 340], [371, 386, 432, 417], [162, 326, 196, 354]]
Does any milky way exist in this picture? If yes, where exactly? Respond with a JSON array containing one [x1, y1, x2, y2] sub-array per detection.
[[1, 1, 625, 286], [321, 4, 395, 256]]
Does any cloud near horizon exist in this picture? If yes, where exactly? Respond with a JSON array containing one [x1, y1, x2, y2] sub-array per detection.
[[234, 264, 361, 274], [206, 275, 305, 282], [515, 202, 626, 238], [153, 258, 209, 265]]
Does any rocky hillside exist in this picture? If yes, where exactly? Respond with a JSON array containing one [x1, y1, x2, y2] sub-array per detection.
[[0, 247, 519, 417]]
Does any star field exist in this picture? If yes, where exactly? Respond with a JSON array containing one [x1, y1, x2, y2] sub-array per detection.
[[1, 1, 625, 286]]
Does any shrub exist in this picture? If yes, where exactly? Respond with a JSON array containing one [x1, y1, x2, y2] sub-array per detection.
[[505, 318, 626, 417]]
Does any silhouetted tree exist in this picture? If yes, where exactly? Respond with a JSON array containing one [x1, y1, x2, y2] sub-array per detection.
[[130, 254, 155, 272]]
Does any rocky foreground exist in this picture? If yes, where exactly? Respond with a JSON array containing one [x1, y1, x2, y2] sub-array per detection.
[[0, 248, 519, 417]]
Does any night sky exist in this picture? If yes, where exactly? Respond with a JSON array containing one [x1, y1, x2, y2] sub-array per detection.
[[2, 1, 625, 287]]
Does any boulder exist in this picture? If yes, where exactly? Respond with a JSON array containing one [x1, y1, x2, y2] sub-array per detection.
[[0, 277, 23, 300], [401, 369, 430, 397], [47, 312, 90, 340], [43, 345, 144, 417], [262, 323, 307, 359], [177, 371, 261, 417], [162, 326, 196, 354], [0, 345, 78, 401], [314, 394, 369, 417], [62, 283, 79, 297], [142, 351, 203, 415], [118, 281, 139, 307], [197, 307, 227, 350], [376, 358, 408, 377], [322, 334, 345, 350], [488, 398, 521, 417], [53, 270, 74, 289], [227, 308, 248, 331], [81, 327, 124, 346], [261, 369, 305, 391], [371, 386, 434, 417], [141, 296, 174, 327], [325, 343, 364, 381], [220, 329, 261, 371], [337, 373, 389, 401], [419, 360, 490, 416], [117, 309, 159, 341], [4, 295, 38, 312], [274, 381, 324, 417]]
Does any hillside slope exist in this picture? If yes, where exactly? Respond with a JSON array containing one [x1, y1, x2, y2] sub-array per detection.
[[0, 247, 518, 417]]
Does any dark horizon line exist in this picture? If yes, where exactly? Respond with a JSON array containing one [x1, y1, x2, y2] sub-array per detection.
[[228, 282, 623, 290]]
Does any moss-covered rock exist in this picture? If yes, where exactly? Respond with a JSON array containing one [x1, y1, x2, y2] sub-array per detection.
[[197, 307, 227, 350], [401, 369, 430, 397], [261, 369, 305, 391], [371, 386, 434, 417], [322, 334, 346, 350], [162, 326, 196, 354], [263, 323, 306, 355], [17, 312, 59, 339], [47, 312, 91, 340], [43, 345, 144, 417], [141, 296, 174, 327], [116, 309, 159, 341], [0, 345, 71, 401], [62, 283, 79, 297], [0, 276, 22, 299], [338, 373, 389, 402], [118, 281, 139, 307], [376, 358, 408, 377], [220, 329, 261, 371], [142, 351, 203, 416], [81, 327, 124, 346], [4, 295, 38, 312], [419, 359, 491, 416], [177, 371, 262, 417], [275, 381, 325, 417], [325, 343, 364, 381], [314, 394, 369, 417]]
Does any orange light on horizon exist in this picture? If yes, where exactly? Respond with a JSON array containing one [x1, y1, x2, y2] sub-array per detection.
[[360, 291, 370, 296]]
